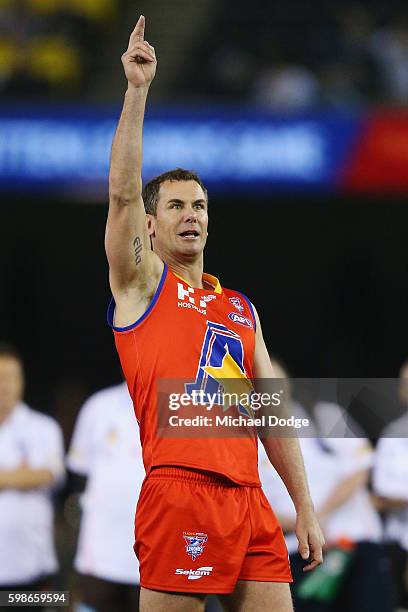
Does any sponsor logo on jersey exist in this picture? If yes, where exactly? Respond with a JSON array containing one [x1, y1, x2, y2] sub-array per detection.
[[183, 531, 208, 561], [175, 567, 213, 580], [229, 296, 244, 313], [177, 282, 212, 315], [228, 312, 253, 328], [202, 294, 217, 304]]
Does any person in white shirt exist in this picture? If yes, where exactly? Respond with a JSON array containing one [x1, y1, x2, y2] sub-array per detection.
[[0, 343, 65, 602], [259, 359, 392, 612], [373, 361, 408, 611], [67, 382, 146, 612]]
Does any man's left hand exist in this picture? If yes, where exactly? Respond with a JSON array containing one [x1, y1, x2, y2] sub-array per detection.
[[295, 506, 325, 571]]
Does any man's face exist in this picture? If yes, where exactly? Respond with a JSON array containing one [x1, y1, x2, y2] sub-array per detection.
[[0, 356, 24, 423], [148, 180, 208, 259]]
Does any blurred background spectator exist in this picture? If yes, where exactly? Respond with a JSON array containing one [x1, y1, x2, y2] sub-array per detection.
[[0, 343, 64, 604], [259, 359, 393, 612], [374, 362, 408, 611], [66, 382, 144, 612], [370, 17, 408, 105]]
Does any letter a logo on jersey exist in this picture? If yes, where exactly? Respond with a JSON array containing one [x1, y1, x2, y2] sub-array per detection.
[[186, 321, 254, 417]]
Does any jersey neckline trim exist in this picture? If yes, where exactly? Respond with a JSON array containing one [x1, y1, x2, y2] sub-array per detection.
[[107, 263, 168, 332], [172, 271, 222, 294]]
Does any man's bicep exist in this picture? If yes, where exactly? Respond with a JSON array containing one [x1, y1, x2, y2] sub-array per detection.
[[105, 195, 156, 290]]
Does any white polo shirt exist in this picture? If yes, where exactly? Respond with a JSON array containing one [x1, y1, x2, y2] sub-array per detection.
[[373, 412, 408, 551], [67, 383, 145, 584], [259, 401, 382, 554], [313, 402, 382, 544], [0, 403, 64, 585]]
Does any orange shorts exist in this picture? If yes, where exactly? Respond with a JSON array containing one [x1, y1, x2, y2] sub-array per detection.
[[134, 467, 292, 594]]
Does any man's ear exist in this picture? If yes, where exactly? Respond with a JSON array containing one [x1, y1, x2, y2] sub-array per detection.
[[146, 214, 156, 238]]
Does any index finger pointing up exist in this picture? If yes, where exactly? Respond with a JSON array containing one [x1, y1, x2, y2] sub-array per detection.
[[129, 15, 145, 44]]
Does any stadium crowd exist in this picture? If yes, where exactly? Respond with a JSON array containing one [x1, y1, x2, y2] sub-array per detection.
[[0, 0, 117, 98], [1, 0, 408, 108], [180, 0, 408, 109]]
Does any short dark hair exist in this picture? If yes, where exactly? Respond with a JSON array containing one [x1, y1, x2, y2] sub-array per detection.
[[0, 342, 22, 363], [142, 168, 208, 215]]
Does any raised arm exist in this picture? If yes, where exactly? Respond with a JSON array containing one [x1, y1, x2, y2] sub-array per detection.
[[252, 306, 325, 571], [105, 16, 163, 324]]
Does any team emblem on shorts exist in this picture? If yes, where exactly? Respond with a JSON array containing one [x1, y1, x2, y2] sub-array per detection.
[[229, 297, 244, 313], [183, 531, 208, 561]]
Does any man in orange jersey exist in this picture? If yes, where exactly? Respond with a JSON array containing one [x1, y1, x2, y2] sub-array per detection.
[[105, 15, 324, 612]]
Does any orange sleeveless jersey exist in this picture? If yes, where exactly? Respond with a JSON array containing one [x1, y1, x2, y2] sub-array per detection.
[[108, 264, 261, 486]]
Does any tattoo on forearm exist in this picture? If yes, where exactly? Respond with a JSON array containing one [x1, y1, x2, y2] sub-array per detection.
[[133, 236, 143, 265]]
